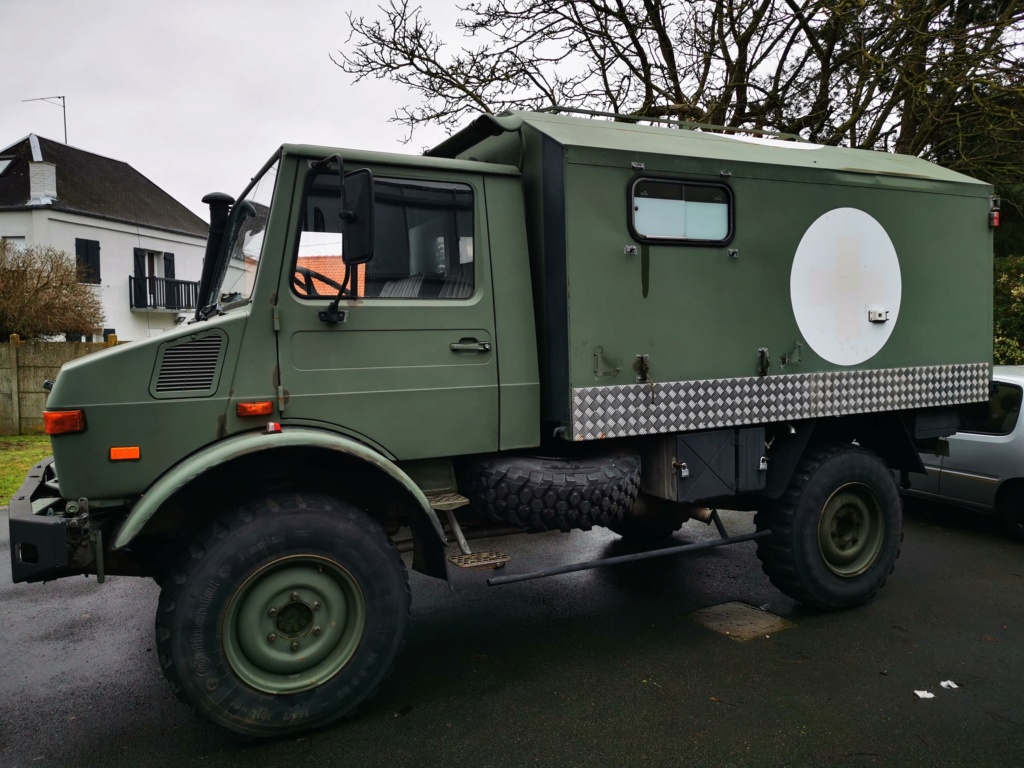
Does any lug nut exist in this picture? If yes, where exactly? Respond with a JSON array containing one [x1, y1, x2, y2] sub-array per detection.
[[312, 601, 321, 611], [268, 607, 277, 617], [268, 633, 277, 643], [291, 641, 300, 652], [312, 626, 322, 636], [290, 592, 300, 602]]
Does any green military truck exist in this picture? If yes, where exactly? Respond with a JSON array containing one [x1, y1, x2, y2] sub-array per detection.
[[9, 110, 993, 736]]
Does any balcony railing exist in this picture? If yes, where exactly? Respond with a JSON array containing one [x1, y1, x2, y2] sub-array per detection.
[[129, 276, 200, 311]]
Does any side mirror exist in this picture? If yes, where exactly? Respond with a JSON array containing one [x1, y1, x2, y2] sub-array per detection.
[[342, 169, 374, 265]]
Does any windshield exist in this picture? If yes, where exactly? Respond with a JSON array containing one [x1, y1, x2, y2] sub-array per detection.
[[212, 157, 279, 309]]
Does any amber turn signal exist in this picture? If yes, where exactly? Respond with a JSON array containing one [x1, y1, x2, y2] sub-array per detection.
[[109, 446, 141, 461], [237, 401, 274, 417], [44, 410, 85, 435]]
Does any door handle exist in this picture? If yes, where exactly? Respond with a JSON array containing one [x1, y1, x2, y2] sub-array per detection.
[[450, 340, 491, 352]]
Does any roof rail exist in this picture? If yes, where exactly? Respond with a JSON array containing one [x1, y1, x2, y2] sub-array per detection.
[[535, 106, 805, 142]]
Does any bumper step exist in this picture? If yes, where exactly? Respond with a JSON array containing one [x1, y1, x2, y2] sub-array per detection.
[[448, 551, 510, 570]]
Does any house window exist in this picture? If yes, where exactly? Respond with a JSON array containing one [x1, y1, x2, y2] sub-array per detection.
[[2, 236, 26, 251], [0, 157, 12, 175], [630, 178, 733, 244], [75, 238, 101, 283]]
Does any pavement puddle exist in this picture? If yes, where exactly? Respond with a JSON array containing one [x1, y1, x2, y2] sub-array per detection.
[[691, 601, 795, 641]]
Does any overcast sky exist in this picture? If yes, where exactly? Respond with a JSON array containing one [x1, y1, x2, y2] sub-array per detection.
[[0, 0, 457, 221]]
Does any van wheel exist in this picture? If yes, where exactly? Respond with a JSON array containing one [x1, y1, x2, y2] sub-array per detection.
[[459, 448, 640, 532], [997, 486, 1024, 542], [754, 444, 902, 610], [155, 493, 410, 737]]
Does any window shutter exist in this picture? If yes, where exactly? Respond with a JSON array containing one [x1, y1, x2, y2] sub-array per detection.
[[164, 253, 177, 308], [75, 238, 101, 284], [133, 248, 147, 308]]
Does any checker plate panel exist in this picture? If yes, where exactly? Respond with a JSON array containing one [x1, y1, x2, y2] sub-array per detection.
[[571, 363, 989, 440]]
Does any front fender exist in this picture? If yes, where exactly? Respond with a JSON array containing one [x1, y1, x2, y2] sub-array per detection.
[[111, 428, 448, 578]]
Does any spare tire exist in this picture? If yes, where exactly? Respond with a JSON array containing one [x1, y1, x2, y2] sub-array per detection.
[[458, 447, 640, 532]]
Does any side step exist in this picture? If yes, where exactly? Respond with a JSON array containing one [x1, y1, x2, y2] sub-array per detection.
[[426, 492, 510, 570]]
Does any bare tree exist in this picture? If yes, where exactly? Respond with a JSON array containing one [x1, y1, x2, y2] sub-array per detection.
[[0, 241, 105, 340], [336, 0, 1024, 186]]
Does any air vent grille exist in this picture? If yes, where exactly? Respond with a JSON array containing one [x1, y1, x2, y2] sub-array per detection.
[[155, 335, 223, 392]]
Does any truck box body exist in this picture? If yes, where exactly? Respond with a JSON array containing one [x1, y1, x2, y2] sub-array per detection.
[[431, 111, 993, 438]]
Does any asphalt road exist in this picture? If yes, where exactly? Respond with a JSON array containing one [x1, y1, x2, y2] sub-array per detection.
[[1, 503, 1022, 768]]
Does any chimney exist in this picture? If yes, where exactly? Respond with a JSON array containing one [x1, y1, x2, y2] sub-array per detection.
[[29, 161, 57, 203]]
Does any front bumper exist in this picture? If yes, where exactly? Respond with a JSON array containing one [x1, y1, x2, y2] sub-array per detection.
[[8, 458, 72, 583]]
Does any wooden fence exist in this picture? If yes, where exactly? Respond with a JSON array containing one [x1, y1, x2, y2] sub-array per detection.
[[0, 335, 116, 436]]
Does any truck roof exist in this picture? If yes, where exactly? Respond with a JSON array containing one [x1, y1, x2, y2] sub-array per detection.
[[428, 110, 989, 189], [281, 143, 520, 177]]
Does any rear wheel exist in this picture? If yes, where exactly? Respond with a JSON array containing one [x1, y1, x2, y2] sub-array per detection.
[[156, 493, 409, 737], [754, 444, 902, 609]]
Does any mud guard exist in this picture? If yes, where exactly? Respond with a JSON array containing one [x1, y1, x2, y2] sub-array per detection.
[[111, 428, 449, 580]]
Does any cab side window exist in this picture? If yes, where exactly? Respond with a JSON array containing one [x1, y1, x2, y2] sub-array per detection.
[[366, 179, 474, 299], [292, 176, 474, 300]]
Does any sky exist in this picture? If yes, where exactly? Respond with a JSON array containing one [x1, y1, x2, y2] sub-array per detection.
[[0, 0, 458, 221]]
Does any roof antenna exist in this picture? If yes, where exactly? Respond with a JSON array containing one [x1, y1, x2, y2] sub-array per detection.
[[22, 95, 67, 143]]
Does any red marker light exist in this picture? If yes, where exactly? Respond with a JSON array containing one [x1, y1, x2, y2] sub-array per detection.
[[237, 401, 274, 417], [991, 210, 1000, 228], [266, 422, 282, 433], [44, 410, 85, 435]]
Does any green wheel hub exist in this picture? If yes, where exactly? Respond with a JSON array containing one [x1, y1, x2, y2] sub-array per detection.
[[817, 483, 886, 577], [223, 554, 366, 694]]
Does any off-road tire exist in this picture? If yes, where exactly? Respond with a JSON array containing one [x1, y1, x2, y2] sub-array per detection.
[[754, 443, 903, 610], [155, 492, 410, 737], [459, 448, 640, 532]]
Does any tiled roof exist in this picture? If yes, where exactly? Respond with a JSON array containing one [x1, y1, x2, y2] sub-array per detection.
[[0, 135, 208, 237], [295, 256, 365, 295]]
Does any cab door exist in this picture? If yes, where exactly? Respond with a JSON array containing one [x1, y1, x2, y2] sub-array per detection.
[[277, 166, 498, 460]]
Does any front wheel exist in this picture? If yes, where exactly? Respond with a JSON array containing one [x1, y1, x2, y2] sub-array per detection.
[[156, 493, 410, 737], [754, 444, 902, 610]]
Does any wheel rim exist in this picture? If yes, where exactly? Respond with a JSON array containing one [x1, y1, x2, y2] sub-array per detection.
[[817, 483, 886, 577], [223, 554, 366, 694]]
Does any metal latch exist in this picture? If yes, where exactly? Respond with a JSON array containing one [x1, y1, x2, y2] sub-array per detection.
[[868, 309, 889, 323]]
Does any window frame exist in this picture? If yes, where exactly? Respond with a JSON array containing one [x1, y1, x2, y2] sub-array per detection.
[[627, 174, 735, 247], [290, 170, 477, 302]]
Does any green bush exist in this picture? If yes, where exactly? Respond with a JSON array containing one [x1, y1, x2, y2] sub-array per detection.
[[994, 254, 1024, 364]]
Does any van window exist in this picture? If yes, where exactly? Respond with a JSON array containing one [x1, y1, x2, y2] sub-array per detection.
[[957, 382, 1022, 435], [630, 178, 731, 243]]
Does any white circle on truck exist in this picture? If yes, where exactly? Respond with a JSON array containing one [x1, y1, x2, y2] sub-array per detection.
[[790, 208, 901, 366]]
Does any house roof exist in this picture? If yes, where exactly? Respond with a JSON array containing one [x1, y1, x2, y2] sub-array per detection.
[[0, 134, 209, 238]]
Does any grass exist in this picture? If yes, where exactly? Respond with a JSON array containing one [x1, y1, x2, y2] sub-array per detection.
[[0, 435, 52, 504]]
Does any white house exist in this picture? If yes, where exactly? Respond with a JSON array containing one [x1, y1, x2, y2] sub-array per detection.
[[0, 134, 209, 341]]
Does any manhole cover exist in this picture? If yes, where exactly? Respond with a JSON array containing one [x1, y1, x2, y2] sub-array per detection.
[[691, 602, 794, 641]]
